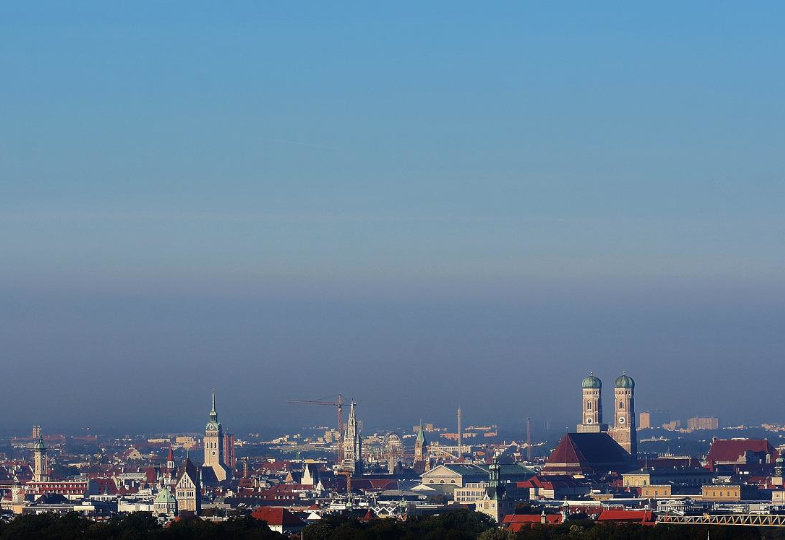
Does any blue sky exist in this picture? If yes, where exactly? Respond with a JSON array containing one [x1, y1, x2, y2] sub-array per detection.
[[1, 2, 784, 433]]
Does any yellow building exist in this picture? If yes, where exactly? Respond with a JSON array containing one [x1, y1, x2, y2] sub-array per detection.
[[641, 484, 671, 498], [701, 485, 741, 502]]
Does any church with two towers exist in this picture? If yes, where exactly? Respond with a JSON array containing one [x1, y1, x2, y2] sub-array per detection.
[[576, 372, 637, 457]]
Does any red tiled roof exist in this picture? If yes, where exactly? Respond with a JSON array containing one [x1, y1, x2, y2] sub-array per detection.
[[252, 507, 305, 527], [502, 514, 562, 531], [597, 509, 655, 524], [706, 439, 774, 466]]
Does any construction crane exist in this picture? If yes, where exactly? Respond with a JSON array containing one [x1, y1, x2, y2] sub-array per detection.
[[288, 394, 345, 462]]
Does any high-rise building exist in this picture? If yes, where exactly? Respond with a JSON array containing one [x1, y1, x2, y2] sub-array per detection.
[[341, 400, 362, 474], [687, 417, 719, 431], [203, 392, 229, 481], [608, 373, 637, 458], [223, 433, 236, 471], [577, 374, 605, 433], [639, 411, 652, 429]]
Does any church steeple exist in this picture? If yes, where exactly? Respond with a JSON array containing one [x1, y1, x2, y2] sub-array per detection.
[[487, 455, 505, 501], [209, 392, 218, 423], [204, 391, 228, 481], [342, 400, 362, 474], [414, 420, 428, 465]]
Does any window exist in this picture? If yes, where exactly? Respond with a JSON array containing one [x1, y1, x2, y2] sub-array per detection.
[[619, 401, 624, 409], [587, 401, 592, 410]]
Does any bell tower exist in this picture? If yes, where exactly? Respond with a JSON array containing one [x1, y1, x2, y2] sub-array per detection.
[[609, 372, 637, 458], [204, 392, 229, 481], [577, 374, 605, 433], [32, 429, 49, 482]]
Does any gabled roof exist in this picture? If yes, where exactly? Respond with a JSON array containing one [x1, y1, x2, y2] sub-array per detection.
[[176, 458, 199, 486], [706, 439, 775, 465]]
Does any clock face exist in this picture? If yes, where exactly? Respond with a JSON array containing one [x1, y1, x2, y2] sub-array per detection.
[[619, 417, 626, 424]]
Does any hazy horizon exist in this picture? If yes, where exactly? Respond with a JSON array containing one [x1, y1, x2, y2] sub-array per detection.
[[2, 2, 784, 435]]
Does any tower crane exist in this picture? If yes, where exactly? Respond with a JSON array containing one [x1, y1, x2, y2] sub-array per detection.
[[288, 394, 345, 462]]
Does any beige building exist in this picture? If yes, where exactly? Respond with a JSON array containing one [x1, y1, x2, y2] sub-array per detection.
[[607, 373, 636, 456], [454, 482, 489, 504], [175, 458, 201, 515], [421, 464, 487, 490], [639, 412, 651, 430], [641, 484, 672, 498], [701, 485, 741, 502], [203, 393, 230, 482], [687, 417, 719, 431], [577, 374, 605, 433], [623, 469, 713, 488]]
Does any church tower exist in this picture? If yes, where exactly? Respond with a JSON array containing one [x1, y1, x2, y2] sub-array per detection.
[[576, 374, 606, 433], [413, 421, 428, 472], [609, 373, 637, 458], [203, 392, 229, 481], [341, 400, 362, 474], [414, 421, 428, 463], [32, 431, 49, 482]]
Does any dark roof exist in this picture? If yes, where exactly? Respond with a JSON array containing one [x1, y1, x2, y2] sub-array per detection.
[[476, 463, 535, 479], [442, 464, 487, 475], [176, 458, 199, 485], [543, 433, 633, 475]]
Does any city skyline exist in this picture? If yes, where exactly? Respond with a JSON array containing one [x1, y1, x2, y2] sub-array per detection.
[[0, 373, 746, 437]]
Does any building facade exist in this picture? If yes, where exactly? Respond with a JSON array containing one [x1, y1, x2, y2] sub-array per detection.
[[576, 374, 604, 433], [608, 373, 637, 456], [175, 458, 201, 515]]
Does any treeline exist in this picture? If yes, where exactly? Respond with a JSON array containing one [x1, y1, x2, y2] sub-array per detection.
[[0, 512, 285, 540], [4, 511, 785, 540], [303, 511, 785, 540]]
